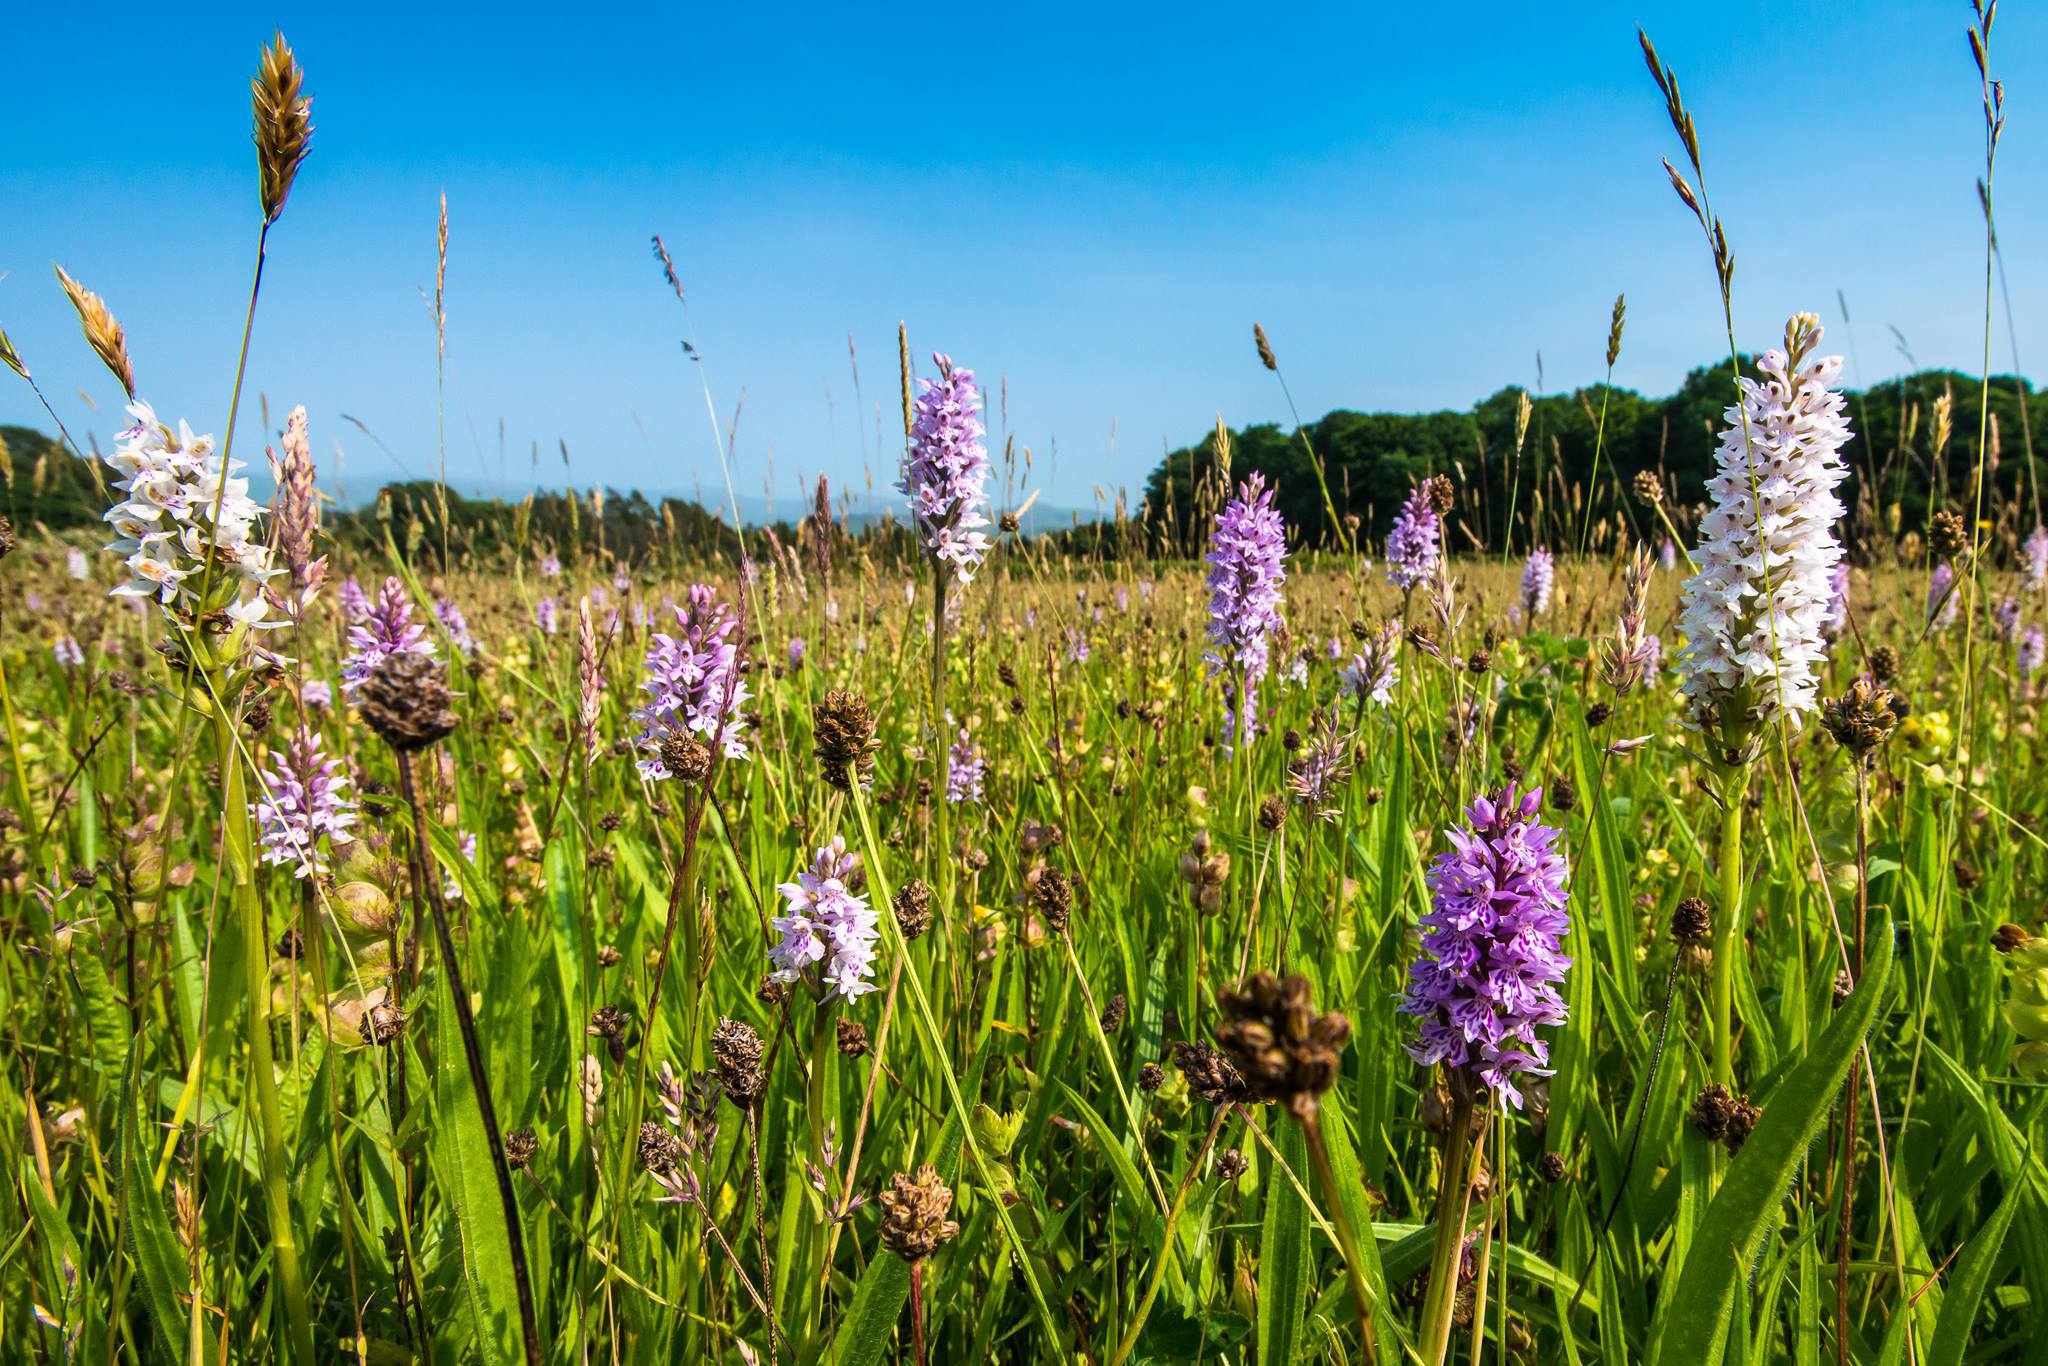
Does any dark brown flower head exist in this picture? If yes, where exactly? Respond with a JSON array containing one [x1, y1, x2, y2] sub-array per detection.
[[757, 974, 792, 1005], [1172, 1040, 1249, 1104], [1585, 702, 1612, 727], [712, 1017, 765, 1107], [1548, 775, 1577, 812], [1689, 1083, 1736, 1142], [1466, 649, 1491, 675], [999, 511, 1021, 534], [1215, 1148, 1248, 1182], [1033, 866, 1075, 935], [1832, 969, 1853, 1007], [1631, 470, 1664, 507], [1928, 509, 1969, 561], [812, 689, 879, 792], [1537, 1152, 1567, 1184], [836, 1018, 870, 1058], [1257, 795, 1287, 832], [1100, 993, 1128, 1032], [360, 651, 459, 752], [0, 517, 14, 560], [658, 733, 712, 785], [359, 1000, 407, 1047], [1672, 896, 1712, 945], [1821, 679, 1898, 761], [893, 878, 935, 939], [1867, 644, 1900, 683], [273, 926, 303, 960], [505, 1128, 539, 1170], [1215, 971, 1352, 1118], [1423, 474, 1455, 519], [638, 1121, 684, 1174], [1994, 923, 2035, 954], [1722, 1095, 1761, 1153], [588, 1005, 628, 1040], [878, 1164, 960, 1263], [71, 864, 100, 889], [597, 944, 622, 968], [1137, 1062, 1165, 1092], [1253, 322, 1278, 371]]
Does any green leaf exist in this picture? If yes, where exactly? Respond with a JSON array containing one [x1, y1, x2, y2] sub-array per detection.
[[1648, 919, 1895, 1366], [1257, 1120, 1312, 1366], [71, 950, 128, 1079], [118, 1041, 189, 1366], [429, 971, 526, 1365], [1925, 1171, 2024, 1366]]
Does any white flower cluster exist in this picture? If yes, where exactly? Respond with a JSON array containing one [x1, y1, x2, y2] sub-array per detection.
[[1677, 316, 1850, 730], [103, 400, 278, 629]]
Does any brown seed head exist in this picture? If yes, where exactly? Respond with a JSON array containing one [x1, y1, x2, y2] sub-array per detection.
[[658, 732, 712, 785], [812, 689, 879, 792], [53, 265, 135, 399], [878, 1164, 960, 1263], [893, 878, 935, 939], [638, 1121, 684, 1174], [1671, 896, 1712, 945], [360, 651, 459, 752], [835, 1018, 870, 1059], [1253, 322, 1278, 371], [253, 32, 314, 224], [505, 1128, 539, 1170], [359, 1000, 406, 1047], [1423, 474, 1455, 519], [1215, 1148, 1249, 1182], [1994, 923, 2034, 954], [1689, 1082, 1736, 1142], [1032, 866, 1075, 934], [1928, 509, 1969, 561], [1215, 971, 1352, 1118], [1631, 470, 1664, 507], [1821, 679, 1899, 761], [1867, 644, 1900, 683], [1171, 1040, 1249, 1104], [711, 1017, 765, 1107]]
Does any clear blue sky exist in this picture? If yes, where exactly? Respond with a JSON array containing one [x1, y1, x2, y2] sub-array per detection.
[[2, 2, 2038, 516]]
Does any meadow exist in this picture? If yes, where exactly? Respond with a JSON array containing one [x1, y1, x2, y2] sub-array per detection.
[[3, 13, 2046, 1366]]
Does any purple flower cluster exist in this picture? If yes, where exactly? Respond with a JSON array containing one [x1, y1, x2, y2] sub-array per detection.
[[947, 728, 985, 804], [250, 733, 357, 878], [342, 577, 435, 691], [1340, 620, 1401, 708], [2021, 624, 2046, 680], [2029, 527, 2048, 592], [1927, 562, 1959, 632], [897, 353, 992, 583], [633, 584, 750, 775], [436, 596, 476, 656], [1384, 485, 1440, 590], [1520, 547, 1555, 619], [1400, 784, 1572, 1108], [338, 576, 371, 620], [1203, 474, 1288, 739], [1821, 561, 1851, 639], [769, 837, 880, 1000]]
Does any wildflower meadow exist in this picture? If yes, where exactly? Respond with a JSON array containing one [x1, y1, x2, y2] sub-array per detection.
[[2, 11, 2046, 1366]]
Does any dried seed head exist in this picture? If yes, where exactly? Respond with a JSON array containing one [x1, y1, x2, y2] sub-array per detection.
[[1722, 1095, 1761, 1153], [1631, 470, 1664, 506], [0, 516, 14, 559], [1671, 896, 1712, 945], [1821, 679, 1899, 762], [359, 1000, 406, 1047], [1689, 1082, 1736, 1142], [1537, 1152, 1567, 1184], [657, 732, 712, 785], [1928, 509, 1969, 561], [1257, 795, 1286, 832], [1423, 474, 1455, 519], [0, 326, 24, 380], [999, 511, 1020, 533], [893, 878, 935, 939], [253, 32, 314, 224], [505, 1128, 539, 1170], [1100, 993, 1128, 1032], [639, 1121, 684, 1174], [1253, 322, 1278, 371], [54, 265, 135, 399], [1215, 971, 1352, 1118], [1137, 1062, 1165, 1091], [877, 1165, 960, 1263], [835, 1018, 870, 1058], [711, 1017, 765, 1107], [587, 1005, 627, 1039], [1867, 645, 1900, 683], [1215, 1148, 1248, 1182], [1171, 1040, 1249, 1104], [1032, 867, 1075, 935], [813, 689, 879, 792], [360, 652, 459, 752]]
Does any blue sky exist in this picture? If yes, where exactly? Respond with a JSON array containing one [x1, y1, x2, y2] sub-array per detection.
[[2, 2, 2038, 516]]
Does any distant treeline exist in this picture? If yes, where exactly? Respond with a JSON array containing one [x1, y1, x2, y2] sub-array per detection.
[[4, 354, 2040, 568]]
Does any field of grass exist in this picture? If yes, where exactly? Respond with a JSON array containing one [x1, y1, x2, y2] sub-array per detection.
[[3, 12, 2045, 1366]]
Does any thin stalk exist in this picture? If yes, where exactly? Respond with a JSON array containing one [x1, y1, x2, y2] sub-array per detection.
[[1712, 768, 1750, 1088], [1419, 1088, 1477, 1366], [395, 748, 542, 1366], [1303, 1109, 1381, 1362], [213, 710, 316, 1362]]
